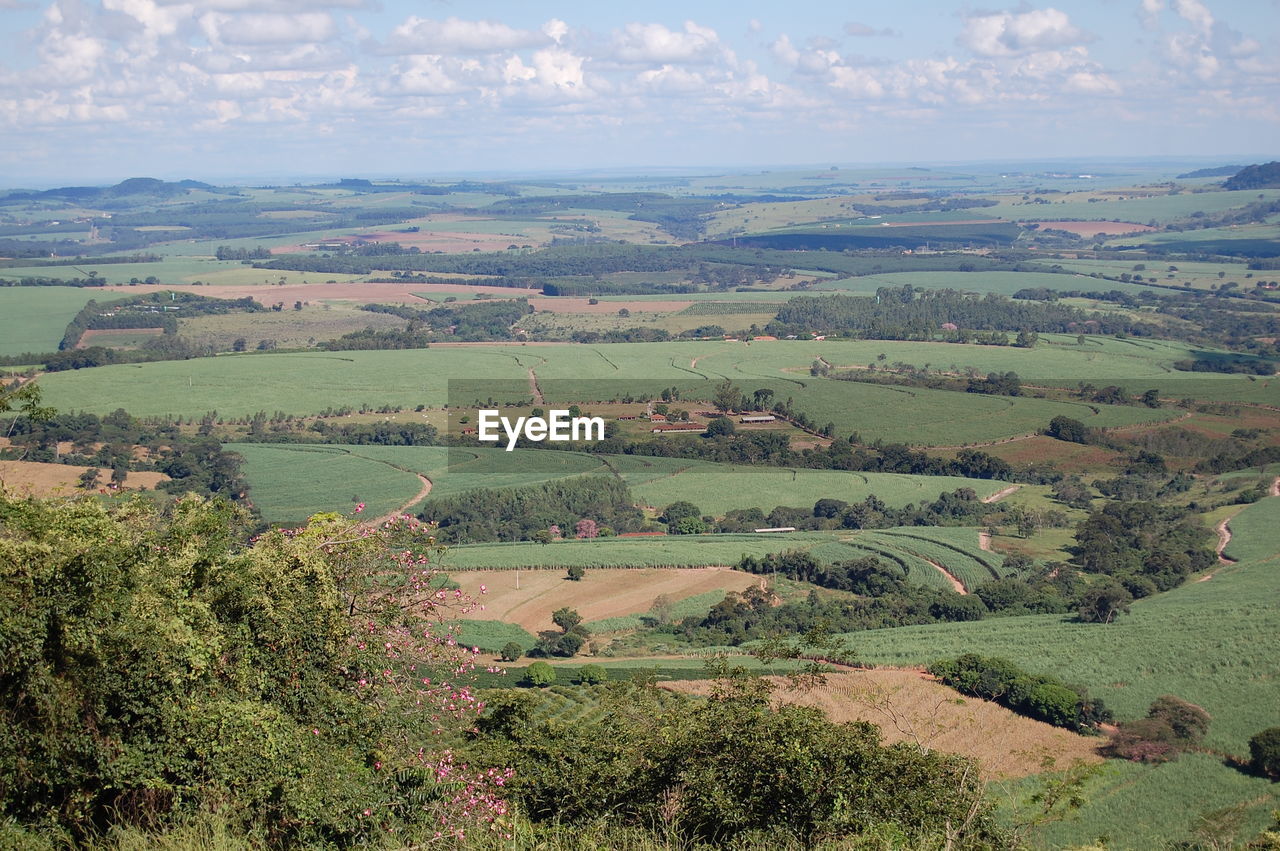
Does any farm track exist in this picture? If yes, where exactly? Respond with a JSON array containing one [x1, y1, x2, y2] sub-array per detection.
[[371, 473, 432, 527], [1198, 477, 1278, 581], [981, 485, 1020, 504], [920, 555, 967, 595], [527, 368, 545, 404], [977, 531, 994, 553]]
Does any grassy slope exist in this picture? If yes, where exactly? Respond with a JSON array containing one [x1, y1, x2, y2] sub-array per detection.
[[843, 496, 1280, 848]]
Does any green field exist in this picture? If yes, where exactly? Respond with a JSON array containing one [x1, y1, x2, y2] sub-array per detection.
[[437, 527, 999, 591], [835, 501, 1280, 847], [0, 287, 124, 356], [609, 455, 1006, 514], [37, 339, 1188, 443], [985, 188, 1280, 225]]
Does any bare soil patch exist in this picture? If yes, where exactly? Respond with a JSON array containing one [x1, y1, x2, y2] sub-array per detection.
[[1026, 221, 1157, 236], [0, 460, 168, 496], [663, 670, 1104, 779], [445, 567, 759, 635]]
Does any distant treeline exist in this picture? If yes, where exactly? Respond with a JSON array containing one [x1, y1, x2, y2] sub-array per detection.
[[60, 293, 262, 350], [768, 286, 1141, 338]]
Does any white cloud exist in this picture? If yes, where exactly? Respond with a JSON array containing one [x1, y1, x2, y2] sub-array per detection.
[[201, 12, 336, 45], [612, 21, 723, 64], [383, 17, 549, 55], [1172, 0, 1214, 35], [960, 8, 1091, 57], [844, 22, 899, 38]]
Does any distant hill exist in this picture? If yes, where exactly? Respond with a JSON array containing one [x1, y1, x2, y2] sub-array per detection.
[[0, 177, 217, 204], [1176, 165, 1243, 179], [1223, 161, 1280, 191]]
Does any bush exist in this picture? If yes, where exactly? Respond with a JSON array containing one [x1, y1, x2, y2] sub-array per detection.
[[577, 664, 608, 685], [526, 661, 556, 687], [499, 641, 523, 662], [1249, 727, 1280, 779], [1106, 695, 1210, 763], [566, 564, 586, 581], [928, 653, 1109, 732]]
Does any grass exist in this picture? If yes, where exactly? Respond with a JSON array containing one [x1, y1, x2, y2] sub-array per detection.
[[453, 619, 538, 652], [818, 270, 1154, 298], [0, 287, 125, 356], [985, 187, 1280, 225], [1222, 495, 1280, 562]]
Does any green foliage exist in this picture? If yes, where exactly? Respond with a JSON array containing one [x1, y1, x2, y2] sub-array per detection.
[[499, 642, 523, 663], [470, 679, 1004, 848], [1249, 728, 1280, 779], [1105, 696, 1212, 764], [526, 661, 556, 687], [576, 665, 607, 686], [928, 654, 1110, 732]]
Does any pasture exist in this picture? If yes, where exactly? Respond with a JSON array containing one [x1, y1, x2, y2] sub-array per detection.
[[986, 187, 1280, 225], [818, 270, 1154, 298]]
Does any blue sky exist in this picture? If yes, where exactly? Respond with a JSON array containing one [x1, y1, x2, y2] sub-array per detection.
[[0, 0, 1276, 183]]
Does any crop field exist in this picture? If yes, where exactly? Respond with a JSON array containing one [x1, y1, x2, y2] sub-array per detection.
[[584, 590, 732, 633], [843, 545, 1280, 751], [1221, 494, 1280, 562], [453, 619, 538, 653], [608, 456, 1007, 514], [37, 339, 1186, 442], [236, 444, 615, 522], [438, 527, 1001, 592], [180, 305, 406, 350], [0, 286, 124, 356], [664, 670, 1103, 780], [0, 460, 168, 496], [232, 444, 426, 523], [443, 566, 762, 633], [516, 309, 779, 337]]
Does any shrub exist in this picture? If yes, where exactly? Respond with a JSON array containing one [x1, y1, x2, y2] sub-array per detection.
[[526, 662, 556, 687], [928, 653, 1108, 732], [577, 664, 608, 685], [566, 564, 586, 581], [1106, 695, 1211, 764], [1249, 727, 1280, 779], [499, 641, 523, 662]]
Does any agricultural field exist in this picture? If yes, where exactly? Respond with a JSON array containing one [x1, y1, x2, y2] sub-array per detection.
[[0, 286, 123, 356], [0, 459, 168, 496], [818, 270, 1155, 297], [179, 303, 406, 350], [609, 456, 1006, 514], [35, 338, 1192, 443], [444, 566, 761, 634], [985, 187, 1280, 225], [664, 670, 1104, 780]]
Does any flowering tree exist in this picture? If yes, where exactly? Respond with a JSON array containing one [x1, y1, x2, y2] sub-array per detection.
[[574, 518, 598, 539]]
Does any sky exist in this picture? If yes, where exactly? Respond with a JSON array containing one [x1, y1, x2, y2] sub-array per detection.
[[0, 0, 1276, 183]]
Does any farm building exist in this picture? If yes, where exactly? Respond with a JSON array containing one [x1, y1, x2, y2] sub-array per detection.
[[753, 527, 797, 533], [739, 415, 776, 423], [648, 413, 668, 422], [651, 423, 705, 434]]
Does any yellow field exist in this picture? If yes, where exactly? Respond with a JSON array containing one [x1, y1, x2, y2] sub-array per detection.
[[0, 460, 168, 496], [445, 567, 761, 634], [664, 670, 1105, 780]]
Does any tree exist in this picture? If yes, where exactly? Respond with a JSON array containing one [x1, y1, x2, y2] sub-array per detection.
[[712, 379, 741, 414], [752, 388, 774, 410], [76, 467, 100, 489], [1077, 582, 1133, 623], [576, 664, 607, 685], [566, 564, 585, 581], [705, 416, 736, 437], [672, 516, 709, 535], [1249, 727, 1280, 779], [661, 501, 701, 525], [552, 607, 583, 633], [574, 518, 598, 539], [1046, 415, 1089, 443], [499, 641, 523, 663], [526, 661, 556, 687]]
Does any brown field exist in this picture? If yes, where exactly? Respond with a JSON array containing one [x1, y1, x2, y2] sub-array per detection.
[[663, 670, 1104, 780], [1027, 221, 1157, 236], [445, 567, 760, 634], [971, 435, 1121, 474], [101, 281, 534, 305], [0, 460, 168, 496]]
